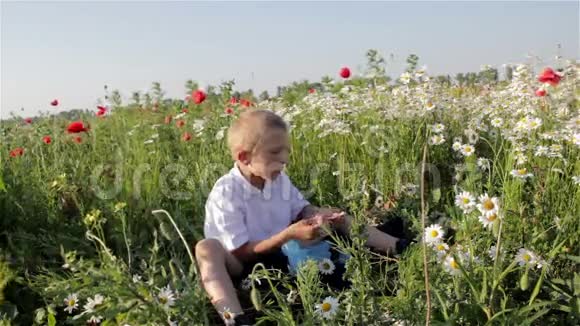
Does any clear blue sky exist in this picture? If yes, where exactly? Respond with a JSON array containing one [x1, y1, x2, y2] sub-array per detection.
[[1, 1, 578, 118]]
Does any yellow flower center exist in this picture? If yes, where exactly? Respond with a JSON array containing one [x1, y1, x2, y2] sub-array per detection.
[[450, 260, 459, 269], [483, 200, 495, 211], [517, 168, 527, 175], [321, 302, 332, 312], [68, 299, 75, 306], [223, 311, 232, 320], [322, 263, 330, 270], [488, 214, 497, 222], [160, 297, 167, 304], [523, 254, 531, 262], [430, 230, 439, 238], [437, 244, 445, 251], [465, 147, 473, 152], [462, 198, 470, 204]]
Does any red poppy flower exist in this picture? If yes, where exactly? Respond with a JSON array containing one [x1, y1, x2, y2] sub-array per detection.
[[73, 136, 82, 143], [182, 108, 189, 113], [240, 99, 252, 108], [42, 136, 52, 144], [9, 147, 24, 157], [308, 88, 316, 94], [24, 118, 33, 124], [96, 107, 107, 116], [537, 67, 561, 86], [176, 120, 185, 128], [50, 99, 59, 106], [67, 121, 89, 133], [181, 132, 192, 142], [339, 67, 351, 79], [192, 90, 207, 104], [225, 107, 234, 115], [535, 88, 547, 97], [229, 97, 238, 105], [164, 115, 173, 124]]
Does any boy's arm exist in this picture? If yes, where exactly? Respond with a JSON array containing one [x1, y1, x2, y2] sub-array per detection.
[[231, 219, 319, 263]]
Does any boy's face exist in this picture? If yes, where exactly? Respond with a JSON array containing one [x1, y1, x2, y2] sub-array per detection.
[[245, 127, 290, 181]]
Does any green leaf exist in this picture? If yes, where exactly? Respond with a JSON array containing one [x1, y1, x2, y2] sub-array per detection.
[[48, 313, 56, 326], [529, 266, 547, 305]]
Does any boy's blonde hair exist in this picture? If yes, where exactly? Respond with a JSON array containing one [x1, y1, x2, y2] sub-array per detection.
[[227, 109, 288, 160]]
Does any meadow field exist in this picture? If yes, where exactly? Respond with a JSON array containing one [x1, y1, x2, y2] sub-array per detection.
[[1, 56, 578, 325]]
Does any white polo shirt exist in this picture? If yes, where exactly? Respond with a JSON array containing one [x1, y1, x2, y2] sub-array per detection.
[[203, 163, 310, 251]]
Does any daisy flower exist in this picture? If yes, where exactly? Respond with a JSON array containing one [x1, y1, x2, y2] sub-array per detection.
[[88, 315, 103, 324], [221, 307, 236, 325], [515, 248, 539, 268], [477, 157, 490, 170], [478, 212, 500, 229], [431, 242, 449, 258], [444, 256, 462, 276], [455, 191, 476, 213], [132, 274, 142, 283], [315, 296, 340, 320], [83, 294, 104, 313], [477, 194, 499, 217], [429, 134, 446, 145], [460, 144, 475, 157], [452, 141, 462, 152], [573, 133, 580, 146], [318, 258, 336, 275], [464, 129, 479, 144], [424, 224, 444, 244], [431, 123, 445, 133], [424, 101, 436, 111], [490, 117, 503, 128], [572, 176, 580, 186], [158, 285, 176, 309], [64, 293, 79, 314], [510, 168, 533, 179]]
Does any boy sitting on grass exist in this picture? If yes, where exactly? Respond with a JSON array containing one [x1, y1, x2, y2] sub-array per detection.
[[195, 109, 407, 325]]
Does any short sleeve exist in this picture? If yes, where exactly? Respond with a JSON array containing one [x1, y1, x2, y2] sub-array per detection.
[[289, 181, 310, 221], [204, 184, 249, 251]]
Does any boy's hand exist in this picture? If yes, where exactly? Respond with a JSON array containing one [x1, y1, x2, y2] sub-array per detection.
[[312, 208, 346, 226], [286, 219, 321, 241]]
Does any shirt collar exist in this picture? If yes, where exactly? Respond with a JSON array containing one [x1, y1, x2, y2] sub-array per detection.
[[232, 162, 273, 195]]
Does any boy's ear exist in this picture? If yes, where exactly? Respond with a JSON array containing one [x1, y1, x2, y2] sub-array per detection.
[[237, 150, 251, 164]]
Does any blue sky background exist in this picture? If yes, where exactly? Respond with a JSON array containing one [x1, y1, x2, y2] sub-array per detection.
[[1, 1, 578, 118]]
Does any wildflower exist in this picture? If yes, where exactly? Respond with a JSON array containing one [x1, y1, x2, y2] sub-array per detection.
[[114, 202, 126, 212], [339, 67, 351, 79], [452, 141, 462, 151], [460, 144, 475, 157], [229, 97, 238, 104], [424, 101, 436, 111], [67, 121, 89, 133], [444, 256, 462, 276], [24, 117, 32, 124], [240, 99, 252, 107], [64, 293, 79, 314], [176, 120, 185, 128], [221, 308, 235, 325], [164, 116, 173, 125], [83, 294, 104, 313], [308, 88, 316, 94], [399, 72, 412, 85], [132, 274, 142, 283], [477, 193, 499, 217], [572, 133, 580, 146], [9, 147, 24, 157], [158, 285, 176, 309], [535, 146, 549, 157], [315, 296, 339, 319], [455, 191, 476, 213], [51, 99, 59, 106], [429, 134, 445, 145], [572, 176, 580, 186], [191, 90, 206, 104], [43, 136, 52, 144], [73, 136, 82, 144], [431, 123, 445, 133], [318, 258, 336, 275], [87, 315, 103, 325], [478, 212, 500, 229], [535, 88, 547, 97], [83, 209, 102, 226], [510, 168, 533, 179], [464, 129, 479, 144], [515, 248, 539, 268], [224, 107, 234, 115], [96, 106, 107, 116], [537, 67, 561, 86], [490, 117, 503, 128], [286, 289, 297, 304], [431, 242, 449, 258], [477, 157, 490, 170], [424, 224, 444, 244], [181, 132, 192, 142]]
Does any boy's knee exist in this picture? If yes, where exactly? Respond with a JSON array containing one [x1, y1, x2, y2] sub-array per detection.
[[195, 238, 225, 260]]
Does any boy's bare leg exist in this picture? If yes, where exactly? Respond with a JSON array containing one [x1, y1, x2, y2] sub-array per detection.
[[195, 239, 245, 316], [334, 215, 399, 253]]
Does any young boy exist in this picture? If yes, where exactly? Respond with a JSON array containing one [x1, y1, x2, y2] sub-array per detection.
[[195, 109, 403, 325]]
